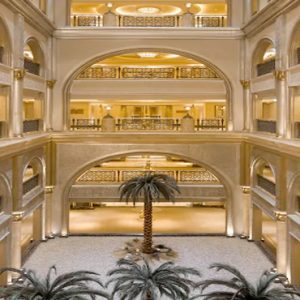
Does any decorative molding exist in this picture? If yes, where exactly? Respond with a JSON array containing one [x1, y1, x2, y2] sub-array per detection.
[[274, 210, 287, 222], [14, 69, 26, 80], [273, 70, 286, 81], [46, 80, 57, 89], [242, 186, 251, 194], [240, 80, 250, 89], [45, 186, 54, 194], [12, 211, 25, 222]]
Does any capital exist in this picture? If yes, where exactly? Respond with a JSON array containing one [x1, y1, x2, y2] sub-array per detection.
[[45, 185, 54, 194], [242, 186, 251, 194], [240, 80, 250, 89], [14, 69, 26, 80], [273, 70, 286, 81], [274, 210, 287, 222], [12, 211, 24, 222], [46, 80, 57, 89]]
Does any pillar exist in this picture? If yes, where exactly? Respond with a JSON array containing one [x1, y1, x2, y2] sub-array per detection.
[[289, 235, 300, 285], [0, 235, 9, 284], [45, 186, 54, 238], [248, 203, 262, 241], [274, 211, 287, 274], [45, 80, 56, 131], [274, 70, 288, 137], [243, 0, 252, 23], [102, 114, 115, 132], [240, 80, 251, 131], [11, 212, 24, 275], [103, 11, 118, 27], [33, 204, 46, 241], [181, 114, 195, 132], [241, 186, 251, 238], [181, 12, 195, 27]]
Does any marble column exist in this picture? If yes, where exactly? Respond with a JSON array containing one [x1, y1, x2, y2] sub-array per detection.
[[45, 186, 54, 238], [274, 211, 287, 274], [45, 80, 56, 131], [248, 203, 262, 241], [274, 70, 288, 138], [240, 80, 251, 131], [241, 186, 251, 238], [12, 69, 26, 137], [33, 204, 46, 241]]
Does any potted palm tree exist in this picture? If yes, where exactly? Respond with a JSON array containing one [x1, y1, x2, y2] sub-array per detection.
[[192, 263, 300, 299], [119, 172, 180, 254], [107, 258, 201, 300], [0, 266, 110, 299]]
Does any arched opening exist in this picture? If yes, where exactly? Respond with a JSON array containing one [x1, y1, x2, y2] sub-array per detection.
[[0, 17, 11, 66], [66, 49, 232, 132], [23, 38, 45, 77], [289, 20, 300, 67], [68, 153, 227, 235]]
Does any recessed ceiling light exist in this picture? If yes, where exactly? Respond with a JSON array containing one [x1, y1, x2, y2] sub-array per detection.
[[137, 52, 158, 58], [137, 7, 160, 14]]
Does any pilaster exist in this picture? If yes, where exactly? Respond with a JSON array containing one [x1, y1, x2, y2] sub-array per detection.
[[274, 211, 287, 274]]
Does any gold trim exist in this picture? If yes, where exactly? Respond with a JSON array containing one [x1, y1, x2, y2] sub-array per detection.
[[240, 80, 250, 89], [242, 186, 250, 194], [14, 69, 26, 80], [12, 211, 24, 222], [46, 80, 57, 89], [45, 186, 54, 194], [274, 211, 287, 222], [273, 70, 286, 81]]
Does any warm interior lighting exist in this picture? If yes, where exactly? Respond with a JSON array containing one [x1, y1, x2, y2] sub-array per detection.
[[107, 2, 112, 8], [24, 50, 34, 61], [263, 48, 276, 61], [137, 52, 158, 58], [137, 7, 160, 14]]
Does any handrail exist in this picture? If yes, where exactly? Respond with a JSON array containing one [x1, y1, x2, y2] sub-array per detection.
[[257, 174, 276, 196], [256, 119, 276, 134], [23, 174, 39, 195], [256, 59, 275, 76]]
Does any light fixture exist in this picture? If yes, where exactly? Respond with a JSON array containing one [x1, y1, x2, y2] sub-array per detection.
[[263, 48, 276, 61], [137, 52, 158, 58], [185, 106, 192, 111], [186, 2, 192, 9], [107, 2, 113, 8], [106, 105, 112, 111], [24, 50, 34, 60], [137, 7, 160, 14]]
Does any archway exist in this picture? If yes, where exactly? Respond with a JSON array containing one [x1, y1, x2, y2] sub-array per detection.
[[0, 17, 11, 66], [63, 48, 233, 132], [62, 151, 233, 236], [24, 38, 45, 77]]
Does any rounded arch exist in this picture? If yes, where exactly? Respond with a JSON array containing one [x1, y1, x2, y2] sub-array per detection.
[[61, 149, 235, 236], [22, 156, 46, 188], [287, 172, 300, 213], [0, 16, 12, 66], [288, 19, 300, 67], [251, 38, 276, 78], [0, 172, 12, 214], [63, 47, 234, 131], [24, 37, 45, 77]]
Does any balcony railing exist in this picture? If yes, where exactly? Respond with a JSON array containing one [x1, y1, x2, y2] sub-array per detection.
[[0, 121, 5, 138], [77, 66, 219, 80], [294, 122, 300, 139], [77, 168, 219, 184], [297, 195, 300, 213], [70, 118, 226, 131], [0, 47, 4, 64], [71, 14, 226, 28], [257, 174, 276, 196], [23, 119, 41, 133], [256, 119, 276, 134], [23, 174, 39, 195], [24, 58, 40, 76], [256, 59, 275, 76], [0, 195, 2, 212], [297, 48, 300, 65]]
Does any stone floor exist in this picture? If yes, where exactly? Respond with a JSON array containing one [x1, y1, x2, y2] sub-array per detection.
[[25, 236, 274, 297]]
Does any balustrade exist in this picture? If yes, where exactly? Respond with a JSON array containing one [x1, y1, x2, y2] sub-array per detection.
[[297, 48, 300, 65], [23, 119, 41, 133], [23, 174, 39, 195], [256, 119, 276, 134], [0, 46, 4, 64], [297, 195, 300, 212], [0, 121, 4, 138], [118, 118, 175, 131], [77, 66, 219, 80], [195, 16, 226, 27], [257, 174, 276, 196], [71, 119, 101, 130], [24, 58, 40, 76], [294, 122, 300, 139], [196, 118, 225, 131], [256, 59, 275, 76], [72, 15, 102, 27], [77, 168, 219, 184], [0, 195, 2, 212]]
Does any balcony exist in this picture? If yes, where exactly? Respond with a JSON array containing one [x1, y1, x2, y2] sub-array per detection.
[[0, 121, 5, 138], [257, 174, 276, 196], [295, 122, 300, 139], [23, 174, 39, 195], [256, 119, 276, 134], [23, 119, 42, 133], [24, 58, 40, 76], [298, 48, 300, 65], [256, 59, 275, 77], [0, 47, 4, 64]]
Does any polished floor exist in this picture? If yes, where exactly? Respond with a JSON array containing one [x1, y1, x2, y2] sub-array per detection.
[[69, 205, 226, 235]]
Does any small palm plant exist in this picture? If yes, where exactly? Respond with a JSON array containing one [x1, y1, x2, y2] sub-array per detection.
[[119, 172, 180, 254], [0, 266, 110, 299], [193, 263, 300, 300], [107, 258, 201, 300]]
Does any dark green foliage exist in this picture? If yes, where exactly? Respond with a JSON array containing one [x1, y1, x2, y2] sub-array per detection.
[[107, 258, 201, 300], [0, 266, 110, 299], [194, 263, 300, 300]]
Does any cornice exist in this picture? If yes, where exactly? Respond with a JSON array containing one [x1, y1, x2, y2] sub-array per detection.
[[242, 0, 300, 38], [2, 0, 55, 37], [54, 27, 244, 40]]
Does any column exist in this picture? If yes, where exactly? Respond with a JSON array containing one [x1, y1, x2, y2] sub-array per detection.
[[45, 186, 54, 238], [243, 0, 252, 23], [45, 80, 56, 131], [12, 69, 26, 137], [248, 204, 262, 241], [240, 80, 251, 131], [46, 0, 54, 21], [274, 211, 287, 274], [274, 70, 288, 137], [11, 212, 24, 276], [33, 204, 46, 241], [241, 186, 251, 238]]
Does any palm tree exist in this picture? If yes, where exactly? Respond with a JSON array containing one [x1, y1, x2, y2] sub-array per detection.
[[119, 172, 180, 254], [107, 258, 201, 300], [0, 266, 110, 299], [193, 263, 300, 300]]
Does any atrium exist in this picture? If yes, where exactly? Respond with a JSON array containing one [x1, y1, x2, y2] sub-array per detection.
[[0, 0, 300, 296]]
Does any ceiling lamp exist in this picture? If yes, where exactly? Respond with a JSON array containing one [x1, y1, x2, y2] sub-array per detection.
[[137, 52, 158, 58], [137, 7, 160, 14]]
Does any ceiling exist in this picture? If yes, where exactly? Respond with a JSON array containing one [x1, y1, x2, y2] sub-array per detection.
[[71, 1, 227, 16]]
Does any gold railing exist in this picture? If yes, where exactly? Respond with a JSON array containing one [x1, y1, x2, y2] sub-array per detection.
[[256, 59, 275, 76], [120, 15, 177, 27], [77, 66, 219, 80], [71, 15, 102, 27], [77, 168, 219, 184], [294, 122, 300, 139], [23, 174, 39, 195], [256, 119, 276, 134], [195, 16, 226, 27]]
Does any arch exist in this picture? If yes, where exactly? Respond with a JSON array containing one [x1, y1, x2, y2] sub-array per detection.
[[287, 172, 300, 213], [22, 156, 46, 188], [62, 47, 234, 131], [24, 37, 45, 77], [251, 38, 276, 78], [288, 19, 300, 67], [0, 16, 12, 66], [0, 172, 12, 214], [61, 149, 234, 236]]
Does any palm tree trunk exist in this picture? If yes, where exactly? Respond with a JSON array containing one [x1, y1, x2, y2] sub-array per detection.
[[142, 196, 153, 254]]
